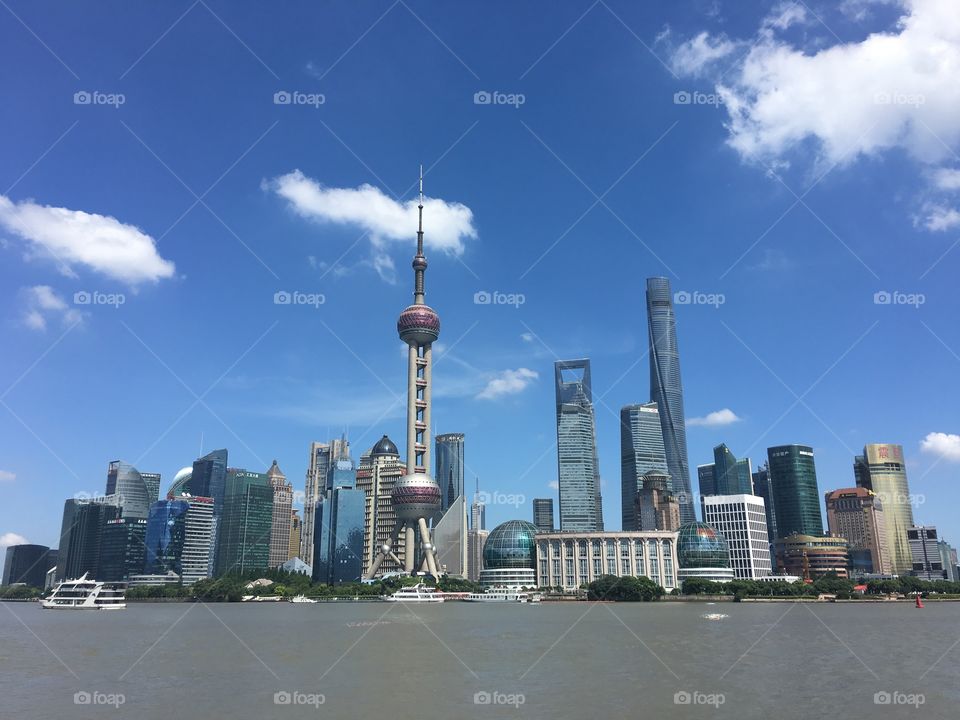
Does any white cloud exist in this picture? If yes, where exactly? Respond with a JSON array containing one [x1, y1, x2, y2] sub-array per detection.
[[267, 170, 477, 282], [687, 408, 742, 427], [920, 431, 960, 461], [476, 368, 538, 400], [0, 470, 14, 482], [21, 285, 83, 331], [919, 204, 960, 231], [932, 168, 960, 190], [548, 480, 559, 490], [0, 532, 28, 548], [670, 31, 738, 76], [670, 0, 960, 168], [0, 195, 175, 285], [520, 332, 534, 343]]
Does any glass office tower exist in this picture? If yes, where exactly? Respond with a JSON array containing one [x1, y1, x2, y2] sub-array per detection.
[[767, 445, 824, 538], [555, 360, 602, 532], [646, 277, 694, 524], [189, 449, 228, 518], [105, 461, 153, 519], [854, 443, 915, 575], [620, 402, 670, 531], [752, 464, 778, 541], [57, 499, 120, 580], [435, 433, 465, 512], [98, 516, 148, 581], [313, 488, 366, 584], [144, 498, 190, 575], [215, 470, 273, 576]]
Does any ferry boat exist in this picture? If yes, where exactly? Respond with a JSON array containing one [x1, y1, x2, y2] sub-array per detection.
[[464, 586, 542, 603], [385, 583, 445, 603], [41, 574, 126, 610], [289, 594, 318, 604]]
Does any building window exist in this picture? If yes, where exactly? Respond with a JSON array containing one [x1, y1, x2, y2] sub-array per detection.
[[621, 558, 630, 575], [607, 559, 616, 574], [593, 558, 602, 575]]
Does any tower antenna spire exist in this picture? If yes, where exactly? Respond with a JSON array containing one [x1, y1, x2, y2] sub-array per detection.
[[413, 164, 426, 304]]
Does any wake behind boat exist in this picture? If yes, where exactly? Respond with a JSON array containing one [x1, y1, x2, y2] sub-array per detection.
[[41, 573, 126, 610], [385, 583, 444, 603]]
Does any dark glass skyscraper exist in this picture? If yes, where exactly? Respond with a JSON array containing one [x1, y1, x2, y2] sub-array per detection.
[[752, 464, 777, 541], [2, 544, 52, 588], [767, 445, 823, 538], [532, 498, 555, 533], [620, 402, 670, 531], [144, 499, 190, 575], [189, 449, 228, 518], [646, 277, 694, 524], [215, 469, 273, 576], [698, 445, 753, 506], [98, 516, 148, 581], [435, 433, 465, 512], [57, 499, 120, 580], [313, 488, 366, 584], [555, 359, 602, 532]]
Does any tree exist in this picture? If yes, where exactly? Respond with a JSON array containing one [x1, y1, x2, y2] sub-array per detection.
[[587, 575, 664, 601]]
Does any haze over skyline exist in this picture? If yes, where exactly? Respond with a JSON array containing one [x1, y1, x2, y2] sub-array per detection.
[[1, 0, 959, 552]]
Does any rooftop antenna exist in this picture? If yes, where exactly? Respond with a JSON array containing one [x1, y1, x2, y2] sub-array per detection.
[[199, 432, 204, 456]]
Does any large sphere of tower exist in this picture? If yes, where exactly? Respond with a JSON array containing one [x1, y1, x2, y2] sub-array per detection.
[[397, 304, 440, 346], [391, 472, 442, 521]]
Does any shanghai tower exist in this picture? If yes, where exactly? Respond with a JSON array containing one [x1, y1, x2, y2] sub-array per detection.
[[646, 277, 695, 524], [365, 169, 444, 579]]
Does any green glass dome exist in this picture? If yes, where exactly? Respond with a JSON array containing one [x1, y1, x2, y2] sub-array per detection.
[[483, 520, 539, 570], [677, 522, 731, 569]]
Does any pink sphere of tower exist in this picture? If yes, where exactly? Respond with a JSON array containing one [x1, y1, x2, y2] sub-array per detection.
[[397, 304, 440, 346]]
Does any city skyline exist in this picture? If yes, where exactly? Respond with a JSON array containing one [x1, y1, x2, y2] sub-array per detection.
[[2, 1, 959, 555]]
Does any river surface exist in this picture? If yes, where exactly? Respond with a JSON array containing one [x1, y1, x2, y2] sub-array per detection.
[[1, 600, 957, 719]]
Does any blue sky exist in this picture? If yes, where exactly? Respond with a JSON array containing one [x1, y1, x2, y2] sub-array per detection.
[[1, 0, 959, 552]]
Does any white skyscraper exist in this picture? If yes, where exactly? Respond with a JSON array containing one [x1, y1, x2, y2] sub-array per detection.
[[703, 494, 772, 579]]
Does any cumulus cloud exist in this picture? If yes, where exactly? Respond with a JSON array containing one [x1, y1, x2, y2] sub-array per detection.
[[0, 532, 28, 548], [0, 470, 15, 482], [932, 168, 960, 191], [669, 31, 738, 77], [21, 285, 83, 331], [687, 408, 742, 427], [919, 204, 960, 231], [669, 0, 960, 168], [0, 195, 175, 285], [476, 368, 538, 400], [920, 431, 960, 461], [267, 170, 477, 282]]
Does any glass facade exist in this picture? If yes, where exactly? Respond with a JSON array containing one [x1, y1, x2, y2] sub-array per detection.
[[2, 544, 52, 587], [555, 360, 602, 531], [620, 402, 669, 531], [215, 470, 273, 576], [751, 464, 778, 541], [189, 449, 228, 518], [768, 445, 823, 538], [105, 460, 152, 519], [435, 433, 465, 512], [144, 499, 190, 575], [532, 498, 554, 533], [99, 517, 148, 581], [483, 520, 539, 569], [646, 278, 694, 524], [676, 522, 732, 570], [57, 500, 119, 580], [855, 443, 915, 575], [313, 488, 366, 584]]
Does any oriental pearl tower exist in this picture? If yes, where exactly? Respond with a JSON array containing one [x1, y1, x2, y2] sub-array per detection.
[[365, 169, 444, 579]]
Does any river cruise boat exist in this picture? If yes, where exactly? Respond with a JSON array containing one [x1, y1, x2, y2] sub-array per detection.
[[464, 586, 542, 603], [289, 595, 318, 604], [385, 583, 445, 603], [41, 574, 126, 610]]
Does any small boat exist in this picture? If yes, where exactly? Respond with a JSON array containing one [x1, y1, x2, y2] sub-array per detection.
[[385, 583, 444, 603], [41, 574, 126, 610], [289, 595, 318, 604]]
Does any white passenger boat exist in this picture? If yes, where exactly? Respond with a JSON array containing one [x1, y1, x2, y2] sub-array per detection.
[[289, 594, 318, 604], [464, 586, 542, 603], [40, 574, 126, 610], [385, 583, 445, 603]]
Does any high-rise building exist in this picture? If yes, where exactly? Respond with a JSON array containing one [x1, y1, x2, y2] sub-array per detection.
[[470, 477, 486, 531], [646, 277, 694, 524], [767, 445, 823, 538], [303, 437, 351, 568], [188, 448, 228, 568], [57, 499, 119, 580], [266, 460, 293, 568], [98, 516, 147, 581], [433, 495, 468, 576], [620, 402, 669, 531], [180, 495, 214, 584], [144, 498, 189, 576], [289, 509, 302, 561], [698, 445, 753, 503], [702, 495, 772, 580], [908, 526, 944, 581], [533, 498, 555, 533], [467, 528, 489, 582], [356, 436, 405, 577], [313, 487, 366, 584], [2, 544, 53, 588], [751, 464, 777, 542], [555, 359, 602, 532], [854, 444, 915, 575], [435, 433, 465, 512], [635, 472, 681, 531], [824, 488, 890, 575], [141, 472, 162, 505], [105, 460, 155, 519], [773, 534, 849, 580], [366, 172, 445, 578], [215, 469, 273, 576], [938, 541, 957, 582]]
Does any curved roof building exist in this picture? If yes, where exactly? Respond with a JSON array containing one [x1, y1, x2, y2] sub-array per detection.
[[677, 521, 734, 582], [480, 520, 538, 588]]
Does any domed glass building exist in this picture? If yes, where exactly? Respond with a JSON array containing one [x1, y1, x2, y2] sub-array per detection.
[[479, 520, 538, 588], [676, 521, 735, 582]]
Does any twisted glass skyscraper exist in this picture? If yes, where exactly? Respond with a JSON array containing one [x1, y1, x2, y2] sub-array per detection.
[[555, 359, 602, 531], [646, 278, 695, 524]]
